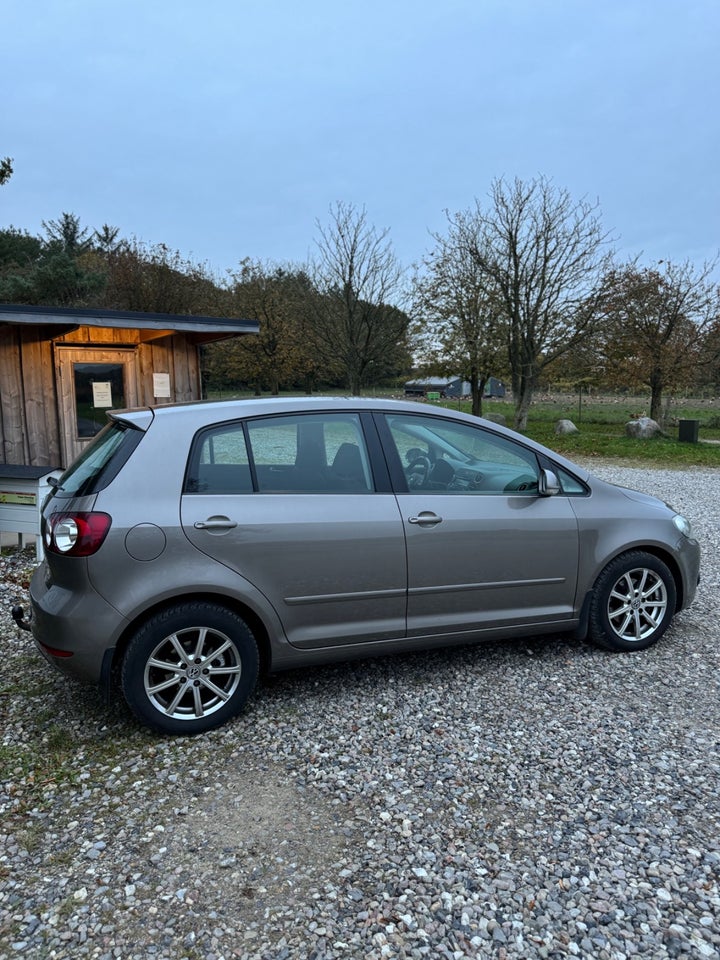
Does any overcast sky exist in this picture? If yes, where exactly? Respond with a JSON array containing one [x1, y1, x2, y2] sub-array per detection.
[[3, 0, 719, 279]]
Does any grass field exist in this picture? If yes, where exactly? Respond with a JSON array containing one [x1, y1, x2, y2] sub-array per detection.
[[435, 394, 720, 467], [206, 390, 720, 468]]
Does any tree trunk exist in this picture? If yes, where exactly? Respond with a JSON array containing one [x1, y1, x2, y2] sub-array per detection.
[[348, 370, 362, 396], [469, 365, 486, 418], [649, 381, 663, 423], [513, 372, 534, 430]]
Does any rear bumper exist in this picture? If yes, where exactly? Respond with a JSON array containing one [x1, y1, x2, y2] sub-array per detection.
[[28, 565, 126, 685]]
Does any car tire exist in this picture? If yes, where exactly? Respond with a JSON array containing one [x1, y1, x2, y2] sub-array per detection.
[[121, 601, 259, 735], [588, 551, 677, 652]]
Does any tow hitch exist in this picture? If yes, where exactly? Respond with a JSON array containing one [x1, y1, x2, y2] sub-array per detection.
[[11, 605, 32, 632]]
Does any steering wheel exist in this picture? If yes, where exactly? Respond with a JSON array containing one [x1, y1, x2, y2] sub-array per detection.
[[406, 455, 433, 489], [504, 474, 538, 493]]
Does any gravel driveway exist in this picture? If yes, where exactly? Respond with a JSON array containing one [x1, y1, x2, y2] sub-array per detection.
[[1, 463, 719, 960]]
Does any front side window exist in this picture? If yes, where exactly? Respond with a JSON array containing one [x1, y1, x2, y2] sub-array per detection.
[[383, 414, 540, 495], [554, 466, 589, 496]]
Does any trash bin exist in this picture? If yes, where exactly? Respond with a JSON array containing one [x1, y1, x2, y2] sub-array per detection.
[[678, 419, 699, 443]]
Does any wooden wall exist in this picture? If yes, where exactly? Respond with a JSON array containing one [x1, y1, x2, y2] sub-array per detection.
[[0, 326, 61, 466], [0, 325, 202, 467]]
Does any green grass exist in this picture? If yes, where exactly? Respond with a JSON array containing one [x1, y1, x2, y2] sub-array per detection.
[[526, 423, 720, 466], [440, 397, 720, 467], [206, 389, 720, 467]]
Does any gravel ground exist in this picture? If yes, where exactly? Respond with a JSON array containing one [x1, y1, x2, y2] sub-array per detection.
[[1, 463, 719, 960]]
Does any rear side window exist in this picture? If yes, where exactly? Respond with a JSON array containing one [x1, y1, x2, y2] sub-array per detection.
[[184, 424, 253, 494], [52, 421, 144, 498], [185, 413, 374, 494], [248, 413, 373, 493]]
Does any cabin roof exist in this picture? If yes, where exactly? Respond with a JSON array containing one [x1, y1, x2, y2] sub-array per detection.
[[0, 303, 258, 335]]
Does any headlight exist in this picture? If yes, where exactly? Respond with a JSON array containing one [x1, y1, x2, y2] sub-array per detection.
[[673, 514, 693, 539]]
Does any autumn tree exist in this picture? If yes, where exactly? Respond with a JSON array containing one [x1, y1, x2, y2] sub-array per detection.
[[598, 259, 720, 421], [209, 259, 323, 395], [703, 318, 720, 393], [414, 219, 507, 417], [100, 239, 225, 315], [310, 202, 409, 395], [453, 176, 612, 429], [544, 332, 608, 399]]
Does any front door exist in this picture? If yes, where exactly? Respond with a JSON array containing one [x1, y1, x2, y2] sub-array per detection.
[[55, 346, 138, 466], [379, 411, 580, 638]]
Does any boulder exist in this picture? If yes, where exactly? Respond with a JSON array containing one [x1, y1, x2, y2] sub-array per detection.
[[625, 416, 662, 439], [555, 419, 579, 435]]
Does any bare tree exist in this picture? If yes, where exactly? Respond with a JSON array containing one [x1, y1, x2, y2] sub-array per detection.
[[311, 202, 408, 395], [598, 259, 720, 421], [461, 176, 613, 429], [414, 220, 507, 417]]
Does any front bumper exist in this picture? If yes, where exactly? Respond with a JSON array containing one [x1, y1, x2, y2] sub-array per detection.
[[677, 536, 701, 611]]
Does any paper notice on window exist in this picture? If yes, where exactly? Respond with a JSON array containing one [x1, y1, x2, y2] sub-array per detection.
[[153, 373, 171, 398], [92, 381, 113, 408]]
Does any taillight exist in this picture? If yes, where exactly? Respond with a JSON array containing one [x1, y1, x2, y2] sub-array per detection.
[[44, 512, 112, 557]]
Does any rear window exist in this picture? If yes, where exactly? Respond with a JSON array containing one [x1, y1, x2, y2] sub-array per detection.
[[51, 420, 144, 499]]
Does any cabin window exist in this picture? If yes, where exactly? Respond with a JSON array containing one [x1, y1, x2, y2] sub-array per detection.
[[73, 363, 126, 438]]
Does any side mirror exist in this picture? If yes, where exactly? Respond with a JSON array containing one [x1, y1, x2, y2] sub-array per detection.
[[538, 468, 561, 497]]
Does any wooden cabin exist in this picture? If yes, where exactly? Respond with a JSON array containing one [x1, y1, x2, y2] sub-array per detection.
[[0, 303, 258, 468]]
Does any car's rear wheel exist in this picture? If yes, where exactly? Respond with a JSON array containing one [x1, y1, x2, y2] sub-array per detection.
[[121, 602, 258, 734], [588, 551, 676, 651]]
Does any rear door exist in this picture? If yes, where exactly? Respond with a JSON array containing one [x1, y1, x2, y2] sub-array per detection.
[[378, 412, 580, 639], [181, 411, 407, 648]]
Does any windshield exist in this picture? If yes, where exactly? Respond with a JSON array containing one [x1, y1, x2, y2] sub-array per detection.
[[52, 420, 144, 498]]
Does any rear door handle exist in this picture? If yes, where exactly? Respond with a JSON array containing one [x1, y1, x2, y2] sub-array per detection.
[[408, 511, 443, 527], [194, 516, 238, 531]]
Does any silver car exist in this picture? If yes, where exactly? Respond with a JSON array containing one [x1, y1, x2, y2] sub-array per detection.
[[20, 397, 700, 734]]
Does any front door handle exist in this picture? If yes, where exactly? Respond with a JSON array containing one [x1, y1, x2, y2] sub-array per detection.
[[408, 511, 443, 527], [194, 516, 238, 531]]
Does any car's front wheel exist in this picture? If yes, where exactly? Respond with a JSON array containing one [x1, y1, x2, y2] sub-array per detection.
[[121, 602, 259, 734], [588, 551, 677, 651]]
